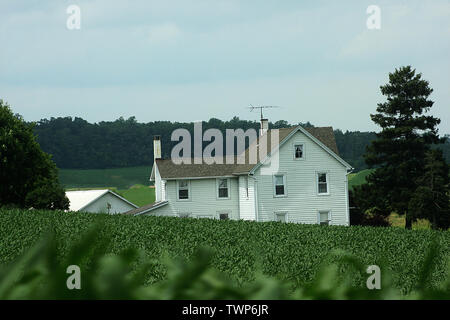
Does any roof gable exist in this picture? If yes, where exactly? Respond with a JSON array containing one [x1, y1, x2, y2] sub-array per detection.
[[249, 126, 351, 174], [153, 126, 350, 180], [66, 189, 138, 211]]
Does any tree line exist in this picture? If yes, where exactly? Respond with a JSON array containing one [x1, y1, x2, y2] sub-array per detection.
[[31, 116, 450, 171]]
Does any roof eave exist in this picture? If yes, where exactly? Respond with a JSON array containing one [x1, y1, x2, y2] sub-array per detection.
[[133, 201, 169, 216]]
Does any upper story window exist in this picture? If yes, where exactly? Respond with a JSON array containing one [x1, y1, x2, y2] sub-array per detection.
[[177, 180, 190, 200], [274, 174, 286, 197], [217, 178, 230, 199], [317, 172, 329, 194], [294, 144, 304, 159]]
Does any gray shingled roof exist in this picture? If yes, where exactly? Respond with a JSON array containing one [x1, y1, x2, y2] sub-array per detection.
[[124, 200, 168, 215], [153, 126, 340, 180]]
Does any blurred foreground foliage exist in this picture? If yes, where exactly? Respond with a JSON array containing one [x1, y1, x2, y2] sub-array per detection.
[[0, 225, 449, 300]]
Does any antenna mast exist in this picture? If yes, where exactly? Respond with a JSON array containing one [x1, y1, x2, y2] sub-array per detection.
[[248, 105, 280, 120]]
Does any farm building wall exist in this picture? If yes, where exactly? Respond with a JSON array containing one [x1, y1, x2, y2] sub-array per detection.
[[149, 177, 240, 219], [82, 193, 136, 214], [253, 130, 349, 226]]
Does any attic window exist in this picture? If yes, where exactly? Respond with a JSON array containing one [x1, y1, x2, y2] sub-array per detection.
[[294, 144, 304, 159]]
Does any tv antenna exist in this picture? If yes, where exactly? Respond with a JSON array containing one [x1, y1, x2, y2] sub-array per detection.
[[248, 105, 280, 120]]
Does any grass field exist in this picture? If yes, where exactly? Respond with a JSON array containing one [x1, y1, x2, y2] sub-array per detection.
[[0, 209, 449, 298], [59, 166, 152, 189], [348, 169, 374, 189], [116, 184, 155, 206]]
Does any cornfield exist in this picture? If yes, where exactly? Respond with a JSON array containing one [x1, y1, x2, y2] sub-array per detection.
[[0, 209, 449, 299]]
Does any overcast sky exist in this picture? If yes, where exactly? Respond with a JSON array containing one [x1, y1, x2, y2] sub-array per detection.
[[1, 0, 449, 133]]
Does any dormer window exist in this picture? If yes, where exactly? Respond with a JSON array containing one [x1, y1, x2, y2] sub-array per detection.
[[294, 144, 304, 159]]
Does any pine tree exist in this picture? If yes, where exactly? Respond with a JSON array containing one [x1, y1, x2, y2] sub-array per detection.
[[364, 66, 443, 229], [409, 149, 450, 230]]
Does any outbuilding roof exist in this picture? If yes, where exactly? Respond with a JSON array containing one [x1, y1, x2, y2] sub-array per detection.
[[123, 200, 169, 216], [66, 189, 138, 211]]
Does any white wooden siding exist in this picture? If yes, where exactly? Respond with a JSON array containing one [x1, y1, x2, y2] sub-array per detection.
[[83, 193, 136, 214], [151, 177, 240, 219], [238, 175, 256, 220], [154, 165, 162, 202], [254, 130, 349, 226]]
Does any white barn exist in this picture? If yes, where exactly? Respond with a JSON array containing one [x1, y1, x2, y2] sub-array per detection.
[[66, 189, 137, 214], [126, 122, 353, 226]]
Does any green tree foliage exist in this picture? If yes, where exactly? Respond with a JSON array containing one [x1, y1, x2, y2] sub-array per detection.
[[349, 185, 390, 227], [364, 66, 444, 229], [409, 149, 450, 230], [334, 130, 377, 171], [0, 100, 68, 210]]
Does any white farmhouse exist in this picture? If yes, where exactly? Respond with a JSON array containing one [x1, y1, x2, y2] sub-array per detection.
[[66, 189, 138, 214], [126, 121, 353, 226]]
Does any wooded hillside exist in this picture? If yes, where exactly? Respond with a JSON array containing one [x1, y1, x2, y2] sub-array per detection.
[[32, 116, 450, 171]]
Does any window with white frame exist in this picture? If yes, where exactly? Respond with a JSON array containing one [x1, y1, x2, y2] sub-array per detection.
[[275, 211, 287, 222], [294, 144, 304, 159], [177, 180, 190, 200], [217, 178, 229, 199], [274, 174, 286, 196], [317, 172, 328, 194], [319, 210, 330, 225]]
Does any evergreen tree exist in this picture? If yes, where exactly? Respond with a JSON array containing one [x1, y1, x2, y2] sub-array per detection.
[[364, 66, 443, 229], [408, 149, 450, 230]]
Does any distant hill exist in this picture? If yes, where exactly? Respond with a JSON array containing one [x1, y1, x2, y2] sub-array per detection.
[[59, 166, 151, 189], [348, 169, 374, 190], [33, 116, 450, 171]]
